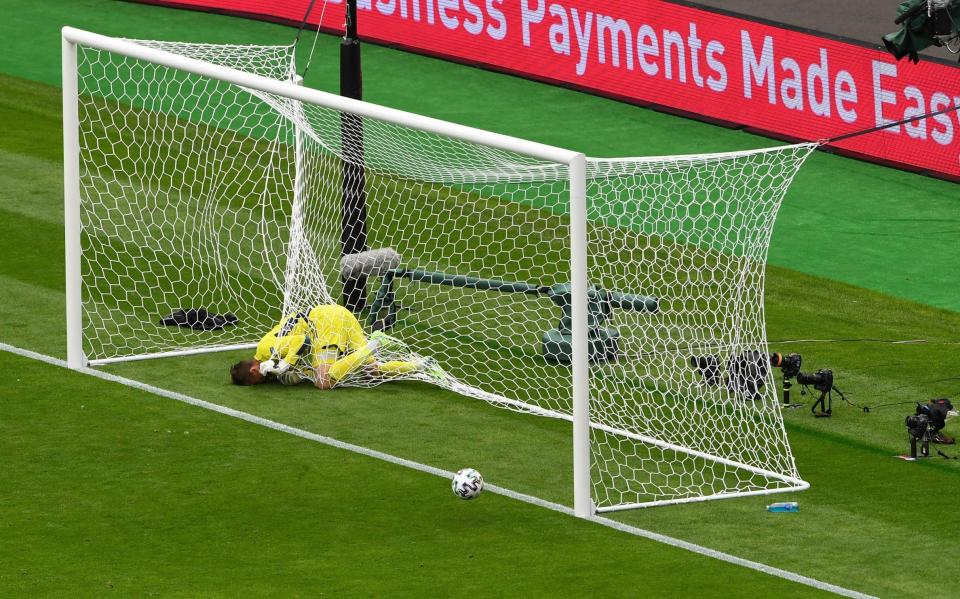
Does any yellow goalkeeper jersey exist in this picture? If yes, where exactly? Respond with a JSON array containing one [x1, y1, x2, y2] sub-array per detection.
[[254, 304, 368, 369]]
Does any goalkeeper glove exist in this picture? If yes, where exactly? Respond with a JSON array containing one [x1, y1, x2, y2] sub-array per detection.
[[274, 360, 290, 375], [259, 360, 277, 375]]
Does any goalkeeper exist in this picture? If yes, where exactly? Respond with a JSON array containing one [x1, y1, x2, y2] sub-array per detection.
[[230, 304, 425, 389]]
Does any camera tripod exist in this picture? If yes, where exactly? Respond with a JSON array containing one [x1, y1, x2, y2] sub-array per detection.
[[808, 382, 846, 418], [780, 376, 804, 409], [910, 433, 931, 459], [779, 372, 846, 416]]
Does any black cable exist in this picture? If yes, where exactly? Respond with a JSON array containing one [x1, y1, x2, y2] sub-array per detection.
[[824, 101, 960, 144], [768, 338, 938, 344], [852, 398, 916, 413], [292, 0, 320, 50], [875, 376, 960, 395], [856, 399, 917, 411], [839, 393, 956, 413]]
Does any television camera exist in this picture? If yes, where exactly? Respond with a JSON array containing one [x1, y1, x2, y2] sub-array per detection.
[[905, 398, 956, 458], [690, 351, 846, 416], [884, 0, 960, 62]]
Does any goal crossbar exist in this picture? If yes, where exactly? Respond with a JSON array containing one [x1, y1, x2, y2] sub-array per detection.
[[60, 27, 581, 166]]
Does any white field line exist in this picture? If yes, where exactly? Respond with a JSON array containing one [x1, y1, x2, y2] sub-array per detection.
[[1, 341, 876, 599]]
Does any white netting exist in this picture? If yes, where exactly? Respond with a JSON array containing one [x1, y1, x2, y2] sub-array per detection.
[[73, 37, 815, 509], [125, 39, 296, 80]]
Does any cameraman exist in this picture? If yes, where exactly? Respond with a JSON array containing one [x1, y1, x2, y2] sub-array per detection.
[[923, 399, 957, 444]]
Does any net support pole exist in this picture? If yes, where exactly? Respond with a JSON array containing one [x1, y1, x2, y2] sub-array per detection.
[[62, 33, 85, 370], [340, 0, 369, 313], [570, 153, 592, 518], [283, 75, 307, 315]]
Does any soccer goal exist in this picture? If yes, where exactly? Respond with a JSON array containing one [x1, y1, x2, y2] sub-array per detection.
[[62, 27, 815, 514]]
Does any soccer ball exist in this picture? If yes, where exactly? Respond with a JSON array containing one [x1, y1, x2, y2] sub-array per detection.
[[451, 468, 484, 500]]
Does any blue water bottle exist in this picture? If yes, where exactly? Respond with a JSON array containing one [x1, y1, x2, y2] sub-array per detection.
[[767, 501, 799, 513]]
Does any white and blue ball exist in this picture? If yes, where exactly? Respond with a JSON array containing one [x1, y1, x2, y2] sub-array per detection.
[[451, 468, 484, 500]]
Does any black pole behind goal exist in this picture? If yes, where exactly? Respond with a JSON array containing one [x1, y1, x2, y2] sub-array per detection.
[[340, 0, 369, 313]]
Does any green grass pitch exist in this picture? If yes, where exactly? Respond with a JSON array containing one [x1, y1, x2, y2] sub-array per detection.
[[1, 0, 958, 596]]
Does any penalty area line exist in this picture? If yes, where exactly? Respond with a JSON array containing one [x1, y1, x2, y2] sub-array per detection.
[[1, 341, 875, 599]]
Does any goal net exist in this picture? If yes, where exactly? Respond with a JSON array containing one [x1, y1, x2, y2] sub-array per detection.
[[64, 28, 815, 511]]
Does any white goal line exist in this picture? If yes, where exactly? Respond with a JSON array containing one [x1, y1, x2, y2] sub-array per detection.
[[87, 343, 259, 366], [0, 341, 875, 599]]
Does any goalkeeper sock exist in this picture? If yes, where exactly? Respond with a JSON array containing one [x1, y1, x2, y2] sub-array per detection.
[[377, 360, 419, 376], [328, 342, 378, 382]]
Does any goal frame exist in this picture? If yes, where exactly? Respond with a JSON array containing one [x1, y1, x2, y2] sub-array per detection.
[[60, 27, 594, 517], [62, 27, 811, 516]]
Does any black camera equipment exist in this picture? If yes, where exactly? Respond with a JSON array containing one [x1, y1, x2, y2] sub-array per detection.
[[905, 399, 955, 457], [689, 350, 847, 414], [884, 0, 960, 63], [770, 352, 803, 408], [770, 352, 847, 416], [690, 350, 769, 401], [795, 369, 845, 418], [906, 411, 934, 458], [689, 355, 722, 386], [726, 351, 769, 400]]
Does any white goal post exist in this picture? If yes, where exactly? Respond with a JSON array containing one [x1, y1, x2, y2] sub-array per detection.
[[62, 26, 813, 515]]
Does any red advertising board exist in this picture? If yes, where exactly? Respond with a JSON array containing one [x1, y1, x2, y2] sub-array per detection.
[[136, 0, 960, 180]]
